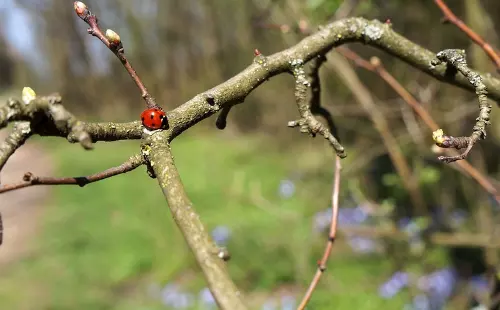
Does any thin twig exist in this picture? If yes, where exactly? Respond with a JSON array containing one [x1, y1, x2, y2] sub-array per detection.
[[338, 47, 500, 205], [74, 2, 158, 109], [0, 154, 144, 194], [434, 0, 500, 70], [297, 156, 342, 310], [326, 51, 427, 215]]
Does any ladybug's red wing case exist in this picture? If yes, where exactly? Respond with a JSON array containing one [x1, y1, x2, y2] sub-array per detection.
[[140, 108, 167, 130]]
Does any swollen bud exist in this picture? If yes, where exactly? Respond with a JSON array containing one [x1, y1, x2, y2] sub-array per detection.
[[105, 29, 121, 46], [21, 87, 36, 105], [432, 129, 446, 145], [74, 1, 89, 20]]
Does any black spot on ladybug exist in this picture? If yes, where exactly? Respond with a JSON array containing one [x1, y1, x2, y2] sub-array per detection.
[[151, 123, 156, 127], [150, 113, 154, 119], [141, 117, 145, 122]]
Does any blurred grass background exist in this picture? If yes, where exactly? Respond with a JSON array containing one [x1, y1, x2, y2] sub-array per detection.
[[0, 130, 406, 309], [0, 0, 500, 309]]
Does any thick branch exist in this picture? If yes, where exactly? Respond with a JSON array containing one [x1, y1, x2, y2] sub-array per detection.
[[0, 122, 32, 176], [143, 136, 246, 310], [0, 154, 144, 194], [1, 96, 142, 143], [163, 17, 500, 143]]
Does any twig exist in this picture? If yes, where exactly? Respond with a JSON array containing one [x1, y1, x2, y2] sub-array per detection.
[[430, 49, 492, 163], [325, 51, 427, 214], [288, 59, 346, 158], [338, 47, 500, 205], [143, 138, 246, 310], [74, 2, 158, 109], [0, 154, 144, 194], [297, 156, 342, 310], [0, 122, 32, 176], [434, 0, 500, 70]]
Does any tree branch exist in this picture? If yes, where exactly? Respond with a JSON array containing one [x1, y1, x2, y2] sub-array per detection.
[[0, 122, 32, 178], [430, 49, 492, 163], [434, 0, 500, 70], [0, 154, 144, 194], [142, 136, 246, 310], [74, 1, 158, 109], [338, 47, 500, 205], [1, 95, 143, 143], [288, 59, 345, 157], [162, 17, 500, 144]]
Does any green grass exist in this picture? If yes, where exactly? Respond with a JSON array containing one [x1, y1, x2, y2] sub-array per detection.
[[0, 130, 407, 309]]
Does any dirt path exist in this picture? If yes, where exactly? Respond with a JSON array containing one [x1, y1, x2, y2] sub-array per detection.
[[0, 132, 53, 265]]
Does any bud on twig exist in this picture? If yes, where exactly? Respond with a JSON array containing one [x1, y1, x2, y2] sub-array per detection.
[[105, 29, 122, 47], [74, 1, 89, 20], [21, 87, 36, 105]]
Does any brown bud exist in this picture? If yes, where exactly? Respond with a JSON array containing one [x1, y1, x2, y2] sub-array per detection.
[[74, 1, 89, 19]]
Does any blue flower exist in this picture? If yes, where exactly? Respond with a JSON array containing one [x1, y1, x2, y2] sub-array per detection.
[[379, 271, 409, 298], [211, 225, 231, 246], [278, 180, 295, 199]]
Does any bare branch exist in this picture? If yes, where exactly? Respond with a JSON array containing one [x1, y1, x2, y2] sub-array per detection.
[[0, 122, 32, 177], [0, 154, 144, 194], [288, 59, 345, 157], [74, 1, 158, 109], [339, 47, 500, 206], [1, 94, 92, 148], [142, 136, 246, 310], [297, 156, 342, 310], [434, 0, 500, 70], [162, 17, 500, 145], [430, 49, 492, 163]]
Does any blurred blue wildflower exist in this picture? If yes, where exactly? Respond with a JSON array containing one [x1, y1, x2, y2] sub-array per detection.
[[198, 287, 216, 309], [449, 209, 467, 229], [278, 179, 295, 199], [379, 271, 409, 299], [280, 294, 296, 310], [160, 283, 194, 309], [211, 225, 231, 246], [261, 298, 278, 310]]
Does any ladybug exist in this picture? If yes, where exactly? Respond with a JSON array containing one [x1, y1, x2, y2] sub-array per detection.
[[140, 108, 167, 130]]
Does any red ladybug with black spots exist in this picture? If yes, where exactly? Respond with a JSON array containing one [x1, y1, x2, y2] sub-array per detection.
[[140, 108, 167, 130]]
